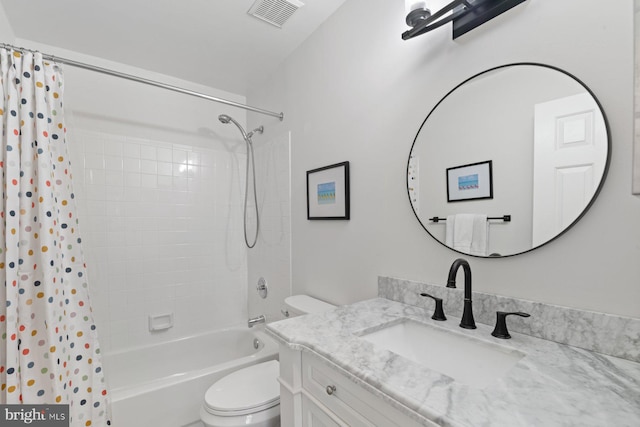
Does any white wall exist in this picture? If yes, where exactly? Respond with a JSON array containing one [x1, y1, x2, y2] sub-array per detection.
[[0, 2, 14, 42], [248, 0, 640, 318], [13, 41, 253, 352]]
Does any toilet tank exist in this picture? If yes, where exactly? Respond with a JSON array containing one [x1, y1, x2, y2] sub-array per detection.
[[283, 295, 335, 317]]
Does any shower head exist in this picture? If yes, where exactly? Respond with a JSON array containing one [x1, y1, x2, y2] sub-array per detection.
[[218, 114, 248, 140], [218, 114, 264, 141]]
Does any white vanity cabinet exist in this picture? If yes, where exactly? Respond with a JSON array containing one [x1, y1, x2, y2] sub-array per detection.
[[278, 345, 435, 427]]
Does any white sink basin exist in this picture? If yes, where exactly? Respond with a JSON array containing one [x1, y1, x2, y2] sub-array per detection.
[[359, 319, 525, 388]]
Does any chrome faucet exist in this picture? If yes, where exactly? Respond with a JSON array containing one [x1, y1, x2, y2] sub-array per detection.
[[446, 258, 476, 329], [248, 314, 266, 328]]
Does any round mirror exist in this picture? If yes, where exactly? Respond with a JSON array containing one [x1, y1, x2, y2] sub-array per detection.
[[407, 63, 610, 257]]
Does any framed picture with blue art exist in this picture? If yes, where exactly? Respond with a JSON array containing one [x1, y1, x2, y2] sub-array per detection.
[[446, 160, 493, 202], [307, 161, 350, 220]]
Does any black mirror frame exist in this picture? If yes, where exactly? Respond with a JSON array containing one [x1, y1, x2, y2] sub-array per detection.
[[406, 62, 612, 258]]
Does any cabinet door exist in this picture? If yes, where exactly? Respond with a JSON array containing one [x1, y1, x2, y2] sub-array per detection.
[[302, 396, 344, 427]]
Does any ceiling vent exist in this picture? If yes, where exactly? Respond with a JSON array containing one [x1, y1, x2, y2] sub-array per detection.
[[248, 0, 305, 28]]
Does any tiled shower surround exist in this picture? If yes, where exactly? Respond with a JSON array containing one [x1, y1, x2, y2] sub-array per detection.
[[69, 129, 249, 353]]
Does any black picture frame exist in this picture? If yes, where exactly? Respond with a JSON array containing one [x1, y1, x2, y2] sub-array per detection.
[[446, 160, 493, 202], [306, 161, 350, 220]]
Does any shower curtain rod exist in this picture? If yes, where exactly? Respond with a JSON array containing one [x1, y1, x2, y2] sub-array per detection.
[[0, 43, 285, 121]]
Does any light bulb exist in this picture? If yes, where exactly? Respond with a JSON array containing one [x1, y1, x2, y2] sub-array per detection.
[[405, 0, 428, 15]]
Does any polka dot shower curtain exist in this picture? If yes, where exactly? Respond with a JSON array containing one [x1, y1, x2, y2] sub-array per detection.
[[0, 49, 111, 426]]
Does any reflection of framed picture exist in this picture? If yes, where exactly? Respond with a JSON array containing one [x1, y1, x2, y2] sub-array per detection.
[[307, 161, 350, 220], [446, 160, 493, 202]]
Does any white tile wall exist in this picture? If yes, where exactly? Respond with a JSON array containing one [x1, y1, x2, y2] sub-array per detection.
[[69, 129, 248, 353]]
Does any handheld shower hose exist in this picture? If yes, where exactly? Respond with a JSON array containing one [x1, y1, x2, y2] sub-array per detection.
[[218, 114, 262, 248]]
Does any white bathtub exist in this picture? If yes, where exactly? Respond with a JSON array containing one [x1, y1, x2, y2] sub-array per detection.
[[103, 327, 279, 427]]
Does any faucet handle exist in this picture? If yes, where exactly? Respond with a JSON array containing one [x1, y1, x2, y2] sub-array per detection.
[[491, 311, 530, 339], [419, 293, 447, 321]]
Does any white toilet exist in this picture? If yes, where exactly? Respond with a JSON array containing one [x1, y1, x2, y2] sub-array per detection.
[[200, 295, 335, 427]]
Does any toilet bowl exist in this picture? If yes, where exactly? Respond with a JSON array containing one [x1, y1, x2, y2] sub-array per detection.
[[200, 360, 280, 427], [200, 295, 335, 427]]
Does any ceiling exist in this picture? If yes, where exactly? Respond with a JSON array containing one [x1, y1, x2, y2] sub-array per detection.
[[0, 0, 347, 95]]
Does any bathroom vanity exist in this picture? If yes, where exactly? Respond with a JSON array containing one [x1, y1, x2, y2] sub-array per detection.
[[266, 290, 640, 426], [278, 344, 430, 427]]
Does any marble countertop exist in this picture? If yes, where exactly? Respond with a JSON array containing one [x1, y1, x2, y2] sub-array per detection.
[[266, 298, 640, 427]]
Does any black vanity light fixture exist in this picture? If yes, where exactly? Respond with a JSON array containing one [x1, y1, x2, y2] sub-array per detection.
[[403, 0, 527, 41]]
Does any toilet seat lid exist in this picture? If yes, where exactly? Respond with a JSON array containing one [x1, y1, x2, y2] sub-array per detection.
[[204, 360, 280, 417]]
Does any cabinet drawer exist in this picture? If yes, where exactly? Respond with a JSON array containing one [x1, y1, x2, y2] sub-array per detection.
[[302, 353, 429, 427]]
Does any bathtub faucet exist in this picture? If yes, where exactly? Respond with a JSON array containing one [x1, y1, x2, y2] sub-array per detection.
[[248, 314, 266, 328]]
